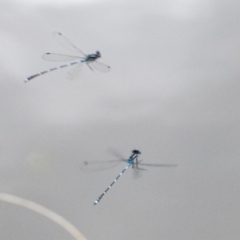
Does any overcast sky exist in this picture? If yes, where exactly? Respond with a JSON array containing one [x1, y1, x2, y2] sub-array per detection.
[[1, 0, 240, 239]]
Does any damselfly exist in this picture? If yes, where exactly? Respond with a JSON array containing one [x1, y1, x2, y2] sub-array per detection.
[[82, 150, 177, 205], [25, 32, 110, 82]]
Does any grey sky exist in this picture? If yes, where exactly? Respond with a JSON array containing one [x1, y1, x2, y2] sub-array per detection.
[[1, 0, 240, 239]]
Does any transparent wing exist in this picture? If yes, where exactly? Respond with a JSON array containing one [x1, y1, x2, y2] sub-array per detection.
[[42, 53, 84, 62], [80, 159, 125, 171], [67, 63, 83, 80], [52, 32, 86, 56], [138, 163, 178, 167], [107, 148, 126, 161], [89, 61, 111, 73]]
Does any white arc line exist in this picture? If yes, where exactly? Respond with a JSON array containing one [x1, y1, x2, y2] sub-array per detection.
[[0, 193, 86, 240]]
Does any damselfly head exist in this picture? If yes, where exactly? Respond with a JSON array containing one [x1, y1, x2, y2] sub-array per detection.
[[96, 51, 101, 58], [132, 149, 141, 155]]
